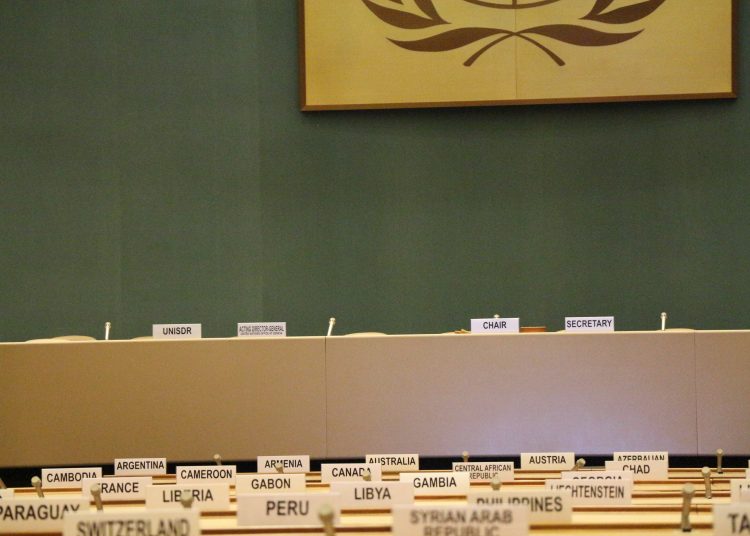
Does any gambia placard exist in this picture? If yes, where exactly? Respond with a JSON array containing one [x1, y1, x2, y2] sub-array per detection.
[[392, 504, 528, 536], [471, 318, 520, 333], [467, 490, 572, 525], [145, 484, 230, 511], [545, 479, 632, 505], [236, 492, 340, 527], [152, 323, 201, 339], [330, 481, 414, 508], [400, 472, 470, 496], [114, 458, 167, 476], [42, 467, 103, 489], [453, 461, 514, 483], [366, 454, 419, 472], [257, 455, 310, 474], [564, 316, 614, 332], [520, 453, 574, 470], [321, 463, 382, 483], [236, 474, 306, 494], [0, 498, 89, 532], [175, 465, 235, 484], [63, 509, 200, 536], [81, 477, 152, 500], [237, 322, 286, 337]]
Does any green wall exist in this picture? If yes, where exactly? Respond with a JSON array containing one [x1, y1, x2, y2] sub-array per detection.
[[1, 1, 747, 341]]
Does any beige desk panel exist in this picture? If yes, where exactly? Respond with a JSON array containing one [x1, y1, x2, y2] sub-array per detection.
[[325, 332, 697, 457], [695, 330, 750, 454], [0, 337, 327, 467]]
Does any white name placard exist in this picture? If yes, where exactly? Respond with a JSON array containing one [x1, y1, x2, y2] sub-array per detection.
[[0, 498, 89, 532], [330, 481, 414, 508], [400, 472, 471, 496], [731, 480, 750, 502], [114, 457, 167, 476], [452, 462, 514, 483], [257, 455, 310, 474], [471, 318, 520, 333], [366, 454, 419, 472], [564, 316, 614, 332], [321, 463, 382, 483], [559, 470, 633, 481], [42, 467, 103, 489], [81, 477, 152, 500], [612, 451, 669, 463], [713, 503, 750, 535], [63, 509, 200, 536], [0, 489, 14, 499], [152, 323, 201, 339], [145, 484, 230, 512], [605, 460, 668, 480], [237, 322, 286, 337], [467, 490, 572, 525], [236, 474, 306, 494], [545, 479, 632, 505], [392, 504, 528, 536], [520, 453, 574, 471], [236, 492, 340, 527], [175, 465, 235, 484]]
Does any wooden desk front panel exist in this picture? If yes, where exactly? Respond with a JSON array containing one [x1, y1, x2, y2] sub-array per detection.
[[0, 337, 327, 467], [325, 332, 697, 457]]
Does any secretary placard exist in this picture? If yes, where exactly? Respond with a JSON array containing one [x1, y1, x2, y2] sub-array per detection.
[[152, 324, 201, 339], [564, 317, 614, 332], [237, 322, 286, 337], [471, 318, 520, 333]]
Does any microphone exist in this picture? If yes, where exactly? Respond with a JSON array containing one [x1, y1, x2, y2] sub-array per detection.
[[31, 476, 44, 498], [91, 483, 104, 511], [660, 312, 667, 331], [327, 317, 336, 337], [104, 322, 111, 341]]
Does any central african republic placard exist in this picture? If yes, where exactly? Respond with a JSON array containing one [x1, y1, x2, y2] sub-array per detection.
[[300, 0, 736, 110]]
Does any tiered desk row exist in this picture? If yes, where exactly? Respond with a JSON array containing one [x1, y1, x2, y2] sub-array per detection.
[[2, 460, 750, 535]]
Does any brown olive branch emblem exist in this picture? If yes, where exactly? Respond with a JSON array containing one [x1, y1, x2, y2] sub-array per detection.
[[362, 0, 667, 66]]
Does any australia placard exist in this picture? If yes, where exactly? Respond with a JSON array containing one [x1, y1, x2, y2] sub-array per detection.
[[41, 467, 102, 489], [564, 316, 614, 332], [712, 503, 750, 536], [400, 472, 470, 496], [175, 465, 235, 484], [236, 474, 306, 494], [237, 322, 286, 337], [145, 484, 230, 512], [236, 492, 340, 527], [452, 461, 514, 483], [392, 504, 528, 536], [467, 490, 572, 525], [546, 479, 632, 505], [81, 477, 152, 500], [114, 458, 167, 476], [257, 455, 310, 474], [152, 323, 201, 339], [471, 318, 520, 333], [520, 453, 574, 471], [321, 463, 382, 483], [63, 509, 200, 536], [330, 481, 414, 508], [0, 498, 89, 532], [366, 454, 419, 472]]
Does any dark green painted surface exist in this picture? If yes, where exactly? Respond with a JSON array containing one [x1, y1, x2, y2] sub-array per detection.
[[1, 1, 747, 341]]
